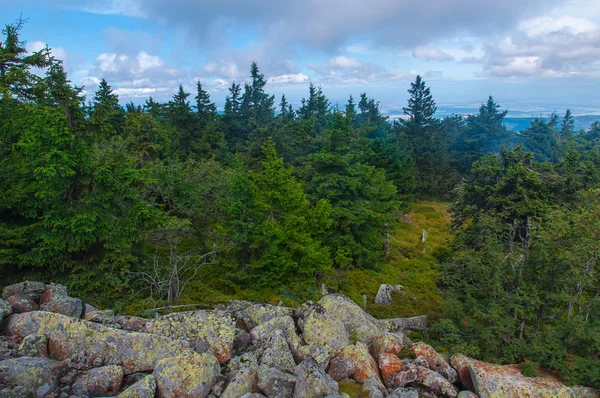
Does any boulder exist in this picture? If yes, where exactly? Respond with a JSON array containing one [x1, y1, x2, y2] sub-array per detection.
[[294, 356, 339, 398], [379, 316, 428, 333], [234, 329, 253, 356], [260, 329, 296, 371], [337, 342, 385, 393], [318, 295, 381, 344], [299, 303, 349, 351], [450, 354, 475, 392], [72, 365, 124, 397], [468, 358, 598, 398], [257, 365, 296, 398], [298, 344, 332, 370], [84, 308, 116, 324], [242, 303, 294, 330], [17, 334, 48, 357], [374, 284, 405, 305], [328, 357, 355, 382], [227, 351, 259, 375], [2, 281, 46, 301], [39, 283, 68, 304], [222, 365, 259, 398], [6, 311, 190, 373], [39, 296, 83, 318], [153, 352, 220, 398], [361, 378, 386, 398], [144, 310, 235, 364], [379, 353, 417, 389], [0, 357, 68, 397], [412, 342, 458, 383], [6, 294, 38, 313], [118, 374, 157, 398], [371, 332, 406, 359], [251, 316, 304, 361], [0, 298, 12, 320], [412, 366, 458, 398]]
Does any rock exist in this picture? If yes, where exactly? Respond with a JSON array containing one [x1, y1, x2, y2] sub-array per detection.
[[144, 310, 235, 364], [251, 316, 304, 361], [294, 356, 339, 398], [457, 391, 478, 398], [388, 388, 419, 398], [468, 358, 598, 398], [299, 303, 349, 351], [374, 284, 405, 305], [2, 281, 46, 301], [242, 394, 268, 398], [118, 374, 157, 398], [153, 352, 220, 398], [0, 357, 68, 397], [39, 284, 68, 304], [379, 353, 405, 388], [40, 296, 83, 318], [298, 344, 332, 370], [260, 329, 296, 372], [412, 342, 458, 383], [227, 352, 259, 375], [379, 316, 428, 333], [413, 356, 429, 368], [328, 357, 355, 382], [318, 295, 381, 344], [361, 378, 386, 398], [222, 365, 259, 398], [450, 354, 475, 392], [6, 311, 190, 373], [84, 309, 116, 324], [257, 365, 296, 398], [337, 342, 385, 394], [72, 365, 124, 397], [412, 366, 458, 398], [0, 298, 12, 320], [242, 303, 294, 330], [17, 334, 48, 357], [115, 315, 150, 332], [6, 294, 38, 313], [371, 332, 406, 359], [234, 329, 253, 356]]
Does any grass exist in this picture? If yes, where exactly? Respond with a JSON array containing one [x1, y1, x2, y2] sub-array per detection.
[[340, 201, 452, 321]]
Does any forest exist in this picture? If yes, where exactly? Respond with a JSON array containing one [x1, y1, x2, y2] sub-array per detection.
[[1, 19, 599, 387]]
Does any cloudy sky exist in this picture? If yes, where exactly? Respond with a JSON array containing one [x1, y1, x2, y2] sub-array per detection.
[[3, 0, 600, 115]]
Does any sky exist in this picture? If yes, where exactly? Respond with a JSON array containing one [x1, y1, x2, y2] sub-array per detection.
[[2, 0, 600, 116]]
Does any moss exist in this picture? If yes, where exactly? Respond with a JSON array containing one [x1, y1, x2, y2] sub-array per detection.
[[338, 380, 370, 398], [397, 347, 416, 360]]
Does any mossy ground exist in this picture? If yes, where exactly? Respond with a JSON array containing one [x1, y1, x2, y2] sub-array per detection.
[[122, 201, 452, 320]]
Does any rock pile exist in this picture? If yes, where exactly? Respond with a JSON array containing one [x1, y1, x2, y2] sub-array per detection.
[[0, 281, 598, 398]]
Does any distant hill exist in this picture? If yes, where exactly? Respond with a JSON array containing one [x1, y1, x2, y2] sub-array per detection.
[[503, 115, 599, 131]]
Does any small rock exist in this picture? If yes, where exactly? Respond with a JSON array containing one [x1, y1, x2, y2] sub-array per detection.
[[374, 284, 405, 305], [118, 374, 157, 398], [257, 365, 296, 398], [72, 365, 124, 397], [413, 356, 429, 368], [6, 294, 38, 313], [250, 316, 304, 361], [153, 352, 220, 398], [450, 354, 475, 392], [298, 344, 332, 370], [389, 387, 419, 398], [457, 391, 478, 398], [2, 281, 46, 301], [40, 284, 68, 304], [17, 334, 48, 357], [337, 342, 385, 394], [362, 378, 385, 398], [299, 303, 349, 351], [294, 356, 338, 398], [115, 315, 149, 332], [412, 342, 458, 383], [40, 297, 83, 318], [233, 329, 253, 356]]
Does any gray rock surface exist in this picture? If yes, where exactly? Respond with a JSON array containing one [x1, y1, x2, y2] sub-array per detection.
[[153, 352, 220, 398], [118, 374, 157, 398], [72, 365, 124, 397], [0, 357, 68, 397]]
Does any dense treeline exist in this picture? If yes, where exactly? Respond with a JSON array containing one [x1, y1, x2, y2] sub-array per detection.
[[1, 19, 599, 386]]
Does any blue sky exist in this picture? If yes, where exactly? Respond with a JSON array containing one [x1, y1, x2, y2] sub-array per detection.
[[3, 0, 600, 116]]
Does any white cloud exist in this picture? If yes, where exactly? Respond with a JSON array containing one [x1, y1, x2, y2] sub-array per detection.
[[268, 73, 309, 85], [412, 45, 454, 62]]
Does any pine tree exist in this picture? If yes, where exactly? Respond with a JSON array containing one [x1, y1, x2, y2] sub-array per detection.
[[403, 75, 437, 127], [89, 79, 125, 137], [195, 80, 216, 123]]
